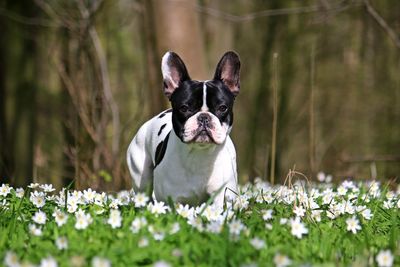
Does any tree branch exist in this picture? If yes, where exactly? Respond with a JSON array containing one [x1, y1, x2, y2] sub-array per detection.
[[193, 0, 359, 22], [77, 0, 121, 156], [364, 0, 400, 49]]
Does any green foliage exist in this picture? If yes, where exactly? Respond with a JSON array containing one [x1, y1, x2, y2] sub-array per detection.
[[0, 181, 399, 266]]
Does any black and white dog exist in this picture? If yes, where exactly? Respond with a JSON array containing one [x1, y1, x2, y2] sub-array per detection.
[[127, 51, 241, 207]]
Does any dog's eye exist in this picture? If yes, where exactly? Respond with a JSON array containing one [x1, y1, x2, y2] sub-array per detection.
[[179, 105, 189, 113], [218, 105, 228, 113]]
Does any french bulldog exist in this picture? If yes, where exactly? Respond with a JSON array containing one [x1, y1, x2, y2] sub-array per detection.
[[127, 51, 241, 207]]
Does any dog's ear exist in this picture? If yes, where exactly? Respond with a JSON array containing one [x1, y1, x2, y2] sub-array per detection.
[[213, 51, 241, 96], [161, 51, 190, 99]]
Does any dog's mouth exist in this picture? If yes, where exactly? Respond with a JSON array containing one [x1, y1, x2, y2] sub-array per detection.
[[192, 127, 215, 144]]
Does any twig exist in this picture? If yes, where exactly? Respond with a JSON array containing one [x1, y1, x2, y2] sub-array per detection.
[[34, 0, 75, 29], [0, 7, 60, 27], [194, 0, 358, 22], [364, 0, 400, 49], [270, 53, 279, 185], [52, 57, 99, 143], [309, 43, 316, 177]]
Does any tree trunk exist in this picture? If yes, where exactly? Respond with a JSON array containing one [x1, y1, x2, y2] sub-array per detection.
[[152, 0, 207, 80], [0, 12, 10, 183]]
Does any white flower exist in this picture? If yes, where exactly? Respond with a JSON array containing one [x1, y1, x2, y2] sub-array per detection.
[[32, 210, 47, 225], [138, 237, 149, 248], [28, 183, 40, 189], [83, 188, 96, 203], [328, 202, 343, 219], [55, 237, 68, 250], [40, 256, 58, 267], [206, 220, 224, 234], [187, 217, 204, 232], [30, 191, 46, 208], [322, 191, 334, 205], [117, 191, 131, 205], [369, 181, 380, 197], [169, 223, 180, 235], [176, 204, 195, 219], [109, 198, 121, 209], [342, 180, 355, 189], [346, 216, 361, 234], [229, 219, 245, 236], [15, 188, 25, 198], [376, 250, 394, 267], [361, 208, 373, 220], [337, 186, 347, 196], [202, 205, 222, 222], [317, 172, 326, 182], [293, 206, 306, 217], [263, 193, 274, 204], [279, 218, 288, 225], [261, 209, 273, 221], [70, 256, 85, 267], [273, 253, 292, 267], [107, 209, 122, 229], [134, 193, 149, 208], [153, 261, 171, 267], [148, 226, 165, 241], [0, 184, 11, 197], [265, 223, 273, 230], [130, 217, 147, 233], [290, 217, 308, 239], [148, 201, 169, 216], [52, 208, 68, 227], [344, 200, 355, 214], [311, 210, 322, 222], [94, 192, 107, 206], [233, 195, 249, 210], [0, 199, 8, 209], [397, 199, 400, 209], [67, 203, 78, 214], [29, 223, 42, 236], [385, 191, 395, 201], [40, 184, 55, 193], [249, 237, 266, 250], [383, 200, 394, 209], [172, 249, 183, 258], [75, 209, 92, 230], [91, 257, 111, 267], [4, 251, 19, 267]]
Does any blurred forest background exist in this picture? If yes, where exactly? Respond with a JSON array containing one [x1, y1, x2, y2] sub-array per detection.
[[0, 0, 399, 191]]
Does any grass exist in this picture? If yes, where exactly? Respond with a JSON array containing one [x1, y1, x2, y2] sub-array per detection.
[[0, 178, 399, 267]]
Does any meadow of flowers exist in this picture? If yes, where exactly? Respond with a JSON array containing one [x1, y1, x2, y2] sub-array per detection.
[[1, 173, 399, 267]]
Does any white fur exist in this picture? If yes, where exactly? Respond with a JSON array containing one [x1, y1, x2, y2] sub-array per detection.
[[127, 110, 238, 207], [201, 82, 208, 111]]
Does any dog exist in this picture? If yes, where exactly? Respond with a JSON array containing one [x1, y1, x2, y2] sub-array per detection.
[[127, 51, 241, 207]]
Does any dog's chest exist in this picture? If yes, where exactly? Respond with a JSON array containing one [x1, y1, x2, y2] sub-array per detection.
[[144, 109, 236, 206], [153, 134, 223, 204]]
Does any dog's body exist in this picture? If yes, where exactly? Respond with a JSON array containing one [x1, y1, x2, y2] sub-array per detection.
[[127, 51, 241, 206]]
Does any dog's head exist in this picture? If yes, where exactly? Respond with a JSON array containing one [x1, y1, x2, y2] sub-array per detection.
[[161, 51, 241, 145]]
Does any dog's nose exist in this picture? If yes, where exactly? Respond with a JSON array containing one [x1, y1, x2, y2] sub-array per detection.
[[197, 113, 211, 126]]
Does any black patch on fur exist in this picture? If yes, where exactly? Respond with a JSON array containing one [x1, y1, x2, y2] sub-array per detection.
[[155, 132, 170, 167], [158, 108, 173, 118], [157, 124, 167, 136]]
